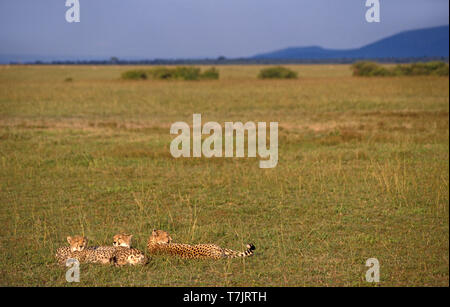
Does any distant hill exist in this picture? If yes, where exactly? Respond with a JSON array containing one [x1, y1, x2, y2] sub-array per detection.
[[252, 25, 449, 60]]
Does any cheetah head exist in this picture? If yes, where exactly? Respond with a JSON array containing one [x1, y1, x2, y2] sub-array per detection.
[[113, 234, 133, 248], [67, 235, 88, 252], [150, 229, 172, 244]]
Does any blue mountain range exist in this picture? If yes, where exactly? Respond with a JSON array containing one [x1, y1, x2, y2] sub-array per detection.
[[252, 25, 449, 60]]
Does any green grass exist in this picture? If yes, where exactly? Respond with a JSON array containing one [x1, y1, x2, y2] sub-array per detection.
[[0, 65, 448, 286]]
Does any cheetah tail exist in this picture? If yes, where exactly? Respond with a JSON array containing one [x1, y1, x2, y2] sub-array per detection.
[[227, 243, 255, 258]]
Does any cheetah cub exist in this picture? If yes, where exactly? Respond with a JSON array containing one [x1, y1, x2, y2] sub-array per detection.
[[55, 236, 115, 265], [111, 234, 147, 266], [147, 230, 255, 260]]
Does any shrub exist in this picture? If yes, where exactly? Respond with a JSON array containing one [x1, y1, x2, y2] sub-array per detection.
[[149, 67, 175, 79], [64, 77, 73, 82], [173, 67, 201, 80], [121, 67, 220, 81], [121, 69, 147, 80], [391, 64, 412, 76], [200, 67, 220, 80], [426, 61, 449, 76], [148, 67, 201, 80], [433, 64, 449, 76], [353, 61, 449, 77], [392, 62, 450, 76], [352, 61, 392, 76], [258, 66, 298, 79]]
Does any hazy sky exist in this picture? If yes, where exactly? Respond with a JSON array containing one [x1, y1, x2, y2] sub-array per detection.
[[0, 0, 448, 60]]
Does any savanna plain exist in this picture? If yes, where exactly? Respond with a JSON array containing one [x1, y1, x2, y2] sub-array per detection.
[[0, 64, 448, 286]]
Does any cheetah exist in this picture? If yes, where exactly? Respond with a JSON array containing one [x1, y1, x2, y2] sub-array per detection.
[[111, 233, 147, 266], [147, 229, 255, 259], [55, 236, 116, 265], [55, 235, 86, 265]]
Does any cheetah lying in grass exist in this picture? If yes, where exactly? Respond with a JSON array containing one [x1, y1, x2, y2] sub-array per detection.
[[55, 234, 147, 266], [147, 229, 255, 259], [112, 234, 148, 265]]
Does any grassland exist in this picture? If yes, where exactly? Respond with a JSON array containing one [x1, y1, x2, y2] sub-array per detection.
[[0, 64, 448, 286]]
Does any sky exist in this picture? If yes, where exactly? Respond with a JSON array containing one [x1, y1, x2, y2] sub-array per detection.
[[0, 0, 448, 61]]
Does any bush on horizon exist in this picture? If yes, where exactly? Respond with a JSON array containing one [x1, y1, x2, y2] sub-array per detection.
[[120, 69, 147, 80], [258, 66, 298, 79], [200, 67, 220, 80], [352, 61, 392, 76], [353, 61, 449, 77], [121, 67, 220, 81]]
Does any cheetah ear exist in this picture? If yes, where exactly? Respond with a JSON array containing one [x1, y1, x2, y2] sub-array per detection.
[[152, 229, 157, 236], [67, 236, 72, 244], [168, 235, 173, 242]]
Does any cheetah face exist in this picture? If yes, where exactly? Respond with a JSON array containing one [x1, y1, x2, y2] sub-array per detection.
[[113, 234, 133, 248], [150, 229, 173, 244], [67, 235, 88, 252]]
